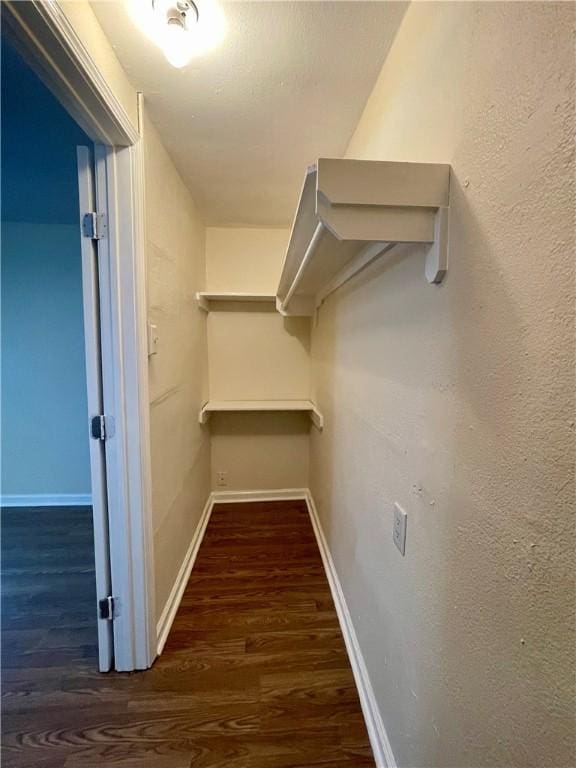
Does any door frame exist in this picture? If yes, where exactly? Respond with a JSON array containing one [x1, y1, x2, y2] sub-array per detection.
[[2, 1, 156, 670]]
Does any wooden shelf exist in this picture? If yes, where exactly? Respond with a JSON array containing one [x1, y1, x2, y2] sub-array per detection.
[[196, 292, 277, 311], [198, 399, 324, 429], [276, 159, 451, 316]]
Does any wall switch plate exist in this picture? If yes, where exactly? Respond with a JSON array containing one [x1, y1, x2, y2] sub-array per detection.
[[393, 502, 407, 556], [216, 471, 228, 487]]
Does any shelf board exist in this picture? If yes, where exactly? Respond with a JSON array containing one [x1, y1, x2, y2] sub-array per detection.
[[196, 292, 277, 311], [276, 158, 451, 316], [198, 399, 323, 429]]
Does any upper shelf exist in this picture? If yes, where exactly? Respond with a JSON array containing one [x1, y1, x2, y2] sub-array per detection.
[[276, 159, 451, 316], [197, 292, 277, 311]]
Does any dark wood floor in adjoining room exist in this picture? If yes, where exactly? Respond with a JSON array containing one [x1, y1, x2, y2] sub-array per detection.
[[2, 500, 374, 767]]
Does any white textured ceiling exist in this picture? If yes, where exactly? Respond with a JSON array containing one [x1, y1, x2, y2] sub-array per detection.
[[91, 1, 406, 225]]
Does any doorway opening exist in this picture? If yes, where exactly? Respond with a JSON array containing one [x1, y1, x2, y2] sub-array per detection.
[[2, 0, 157, 674], [0, 34, 115, 671]]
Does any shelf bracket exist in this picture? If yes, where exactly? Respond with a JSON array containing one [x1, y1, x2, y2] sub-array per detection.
[[425, 207, 449, 284], [280, 222, 326, 312], [198, 403, 210, 424], [196, 294, 209, 312], [310, 406, 324, 431]]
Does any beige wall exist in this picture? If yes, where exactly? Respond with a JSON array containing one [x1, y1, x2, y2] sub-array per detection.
[[207, 310, 310, 401], [210, 412, 309, 492], [310, 3, 575, 767], [145, 112, 210, 622], [205, 227, 310, 491], [206, 227, 288, 294]]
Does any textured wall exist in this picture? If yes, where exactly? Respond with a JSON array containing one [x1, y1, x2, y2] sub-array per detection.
[[1, 38, 92, 498], [206, 227, 288, 294], [210, 412, 310, 492], [310, 3, 575, 767], [206, 226, 310, 402], [208, 310, 310, 402], [144, 111, 211, 621], [205, 226, 311, 491]]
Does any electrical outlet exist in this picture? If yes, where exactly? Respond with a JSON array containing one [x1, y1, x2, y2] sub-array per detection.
[[216, 471, 228, 487], [393, 502, 407, 556]]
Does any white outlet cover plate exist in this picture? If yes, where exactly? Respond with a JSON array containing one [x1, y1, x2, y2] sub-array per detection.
[[393, 502, 407, 556]]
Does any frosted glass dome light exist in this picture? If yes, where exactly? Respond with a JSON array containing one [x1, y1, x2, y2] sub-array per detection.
[[129, 0, 226, 68]]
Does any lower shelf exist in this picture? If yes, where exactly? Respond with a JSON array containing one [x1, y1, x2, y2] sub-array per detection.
[[198, 399, 324, 430]]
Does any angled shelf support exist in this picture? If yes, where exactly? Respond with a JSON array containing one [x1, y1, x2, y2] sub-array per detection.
[[199, 400, 324, 430], [276, 158, 451, 316]]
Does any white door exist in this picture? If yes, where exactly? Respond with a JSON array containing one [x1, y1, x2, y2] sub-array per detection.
[[77, 146, 113, 672]]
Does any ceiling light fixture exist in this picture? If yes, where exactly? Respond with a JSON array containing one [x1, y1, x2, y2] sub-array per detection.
[[153, 0, 198, 68], [129, 0, 226, 69]]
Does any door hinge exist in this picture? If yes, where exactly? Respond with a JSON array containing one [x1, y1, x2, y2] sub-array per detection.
[[82, 212, 107, 240], [90, 414, 115, 441], [99, 596, 116, 620]]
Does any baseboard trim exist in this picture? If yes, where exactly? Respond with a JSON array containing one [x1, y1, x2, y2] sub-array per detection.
[[156, 493, 215, 655], [304, 490, 396, 768], [211, 488, 308, 504], [0, 494, 92, 508]]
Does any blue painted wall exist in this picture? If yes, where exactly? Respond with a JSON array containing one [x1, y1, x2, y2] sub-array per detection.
[[1, 37, 93, 498]]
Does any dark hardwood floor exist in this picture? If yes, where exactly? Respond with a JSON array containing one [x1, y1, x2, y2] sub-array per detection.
[[2, 500, 374, 767]]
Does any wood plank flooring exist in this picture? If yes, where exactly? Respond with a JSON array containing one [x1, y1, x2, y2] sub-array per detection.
[[2, 501, 374, 767]]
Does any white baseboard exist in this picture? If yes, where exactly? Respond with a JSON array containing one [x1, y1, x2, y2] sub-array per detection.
[[0, 494, 92, 507], [304, 490, 396, 768], [211, 488, 308, 504], [156, 493, 214, 655]]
